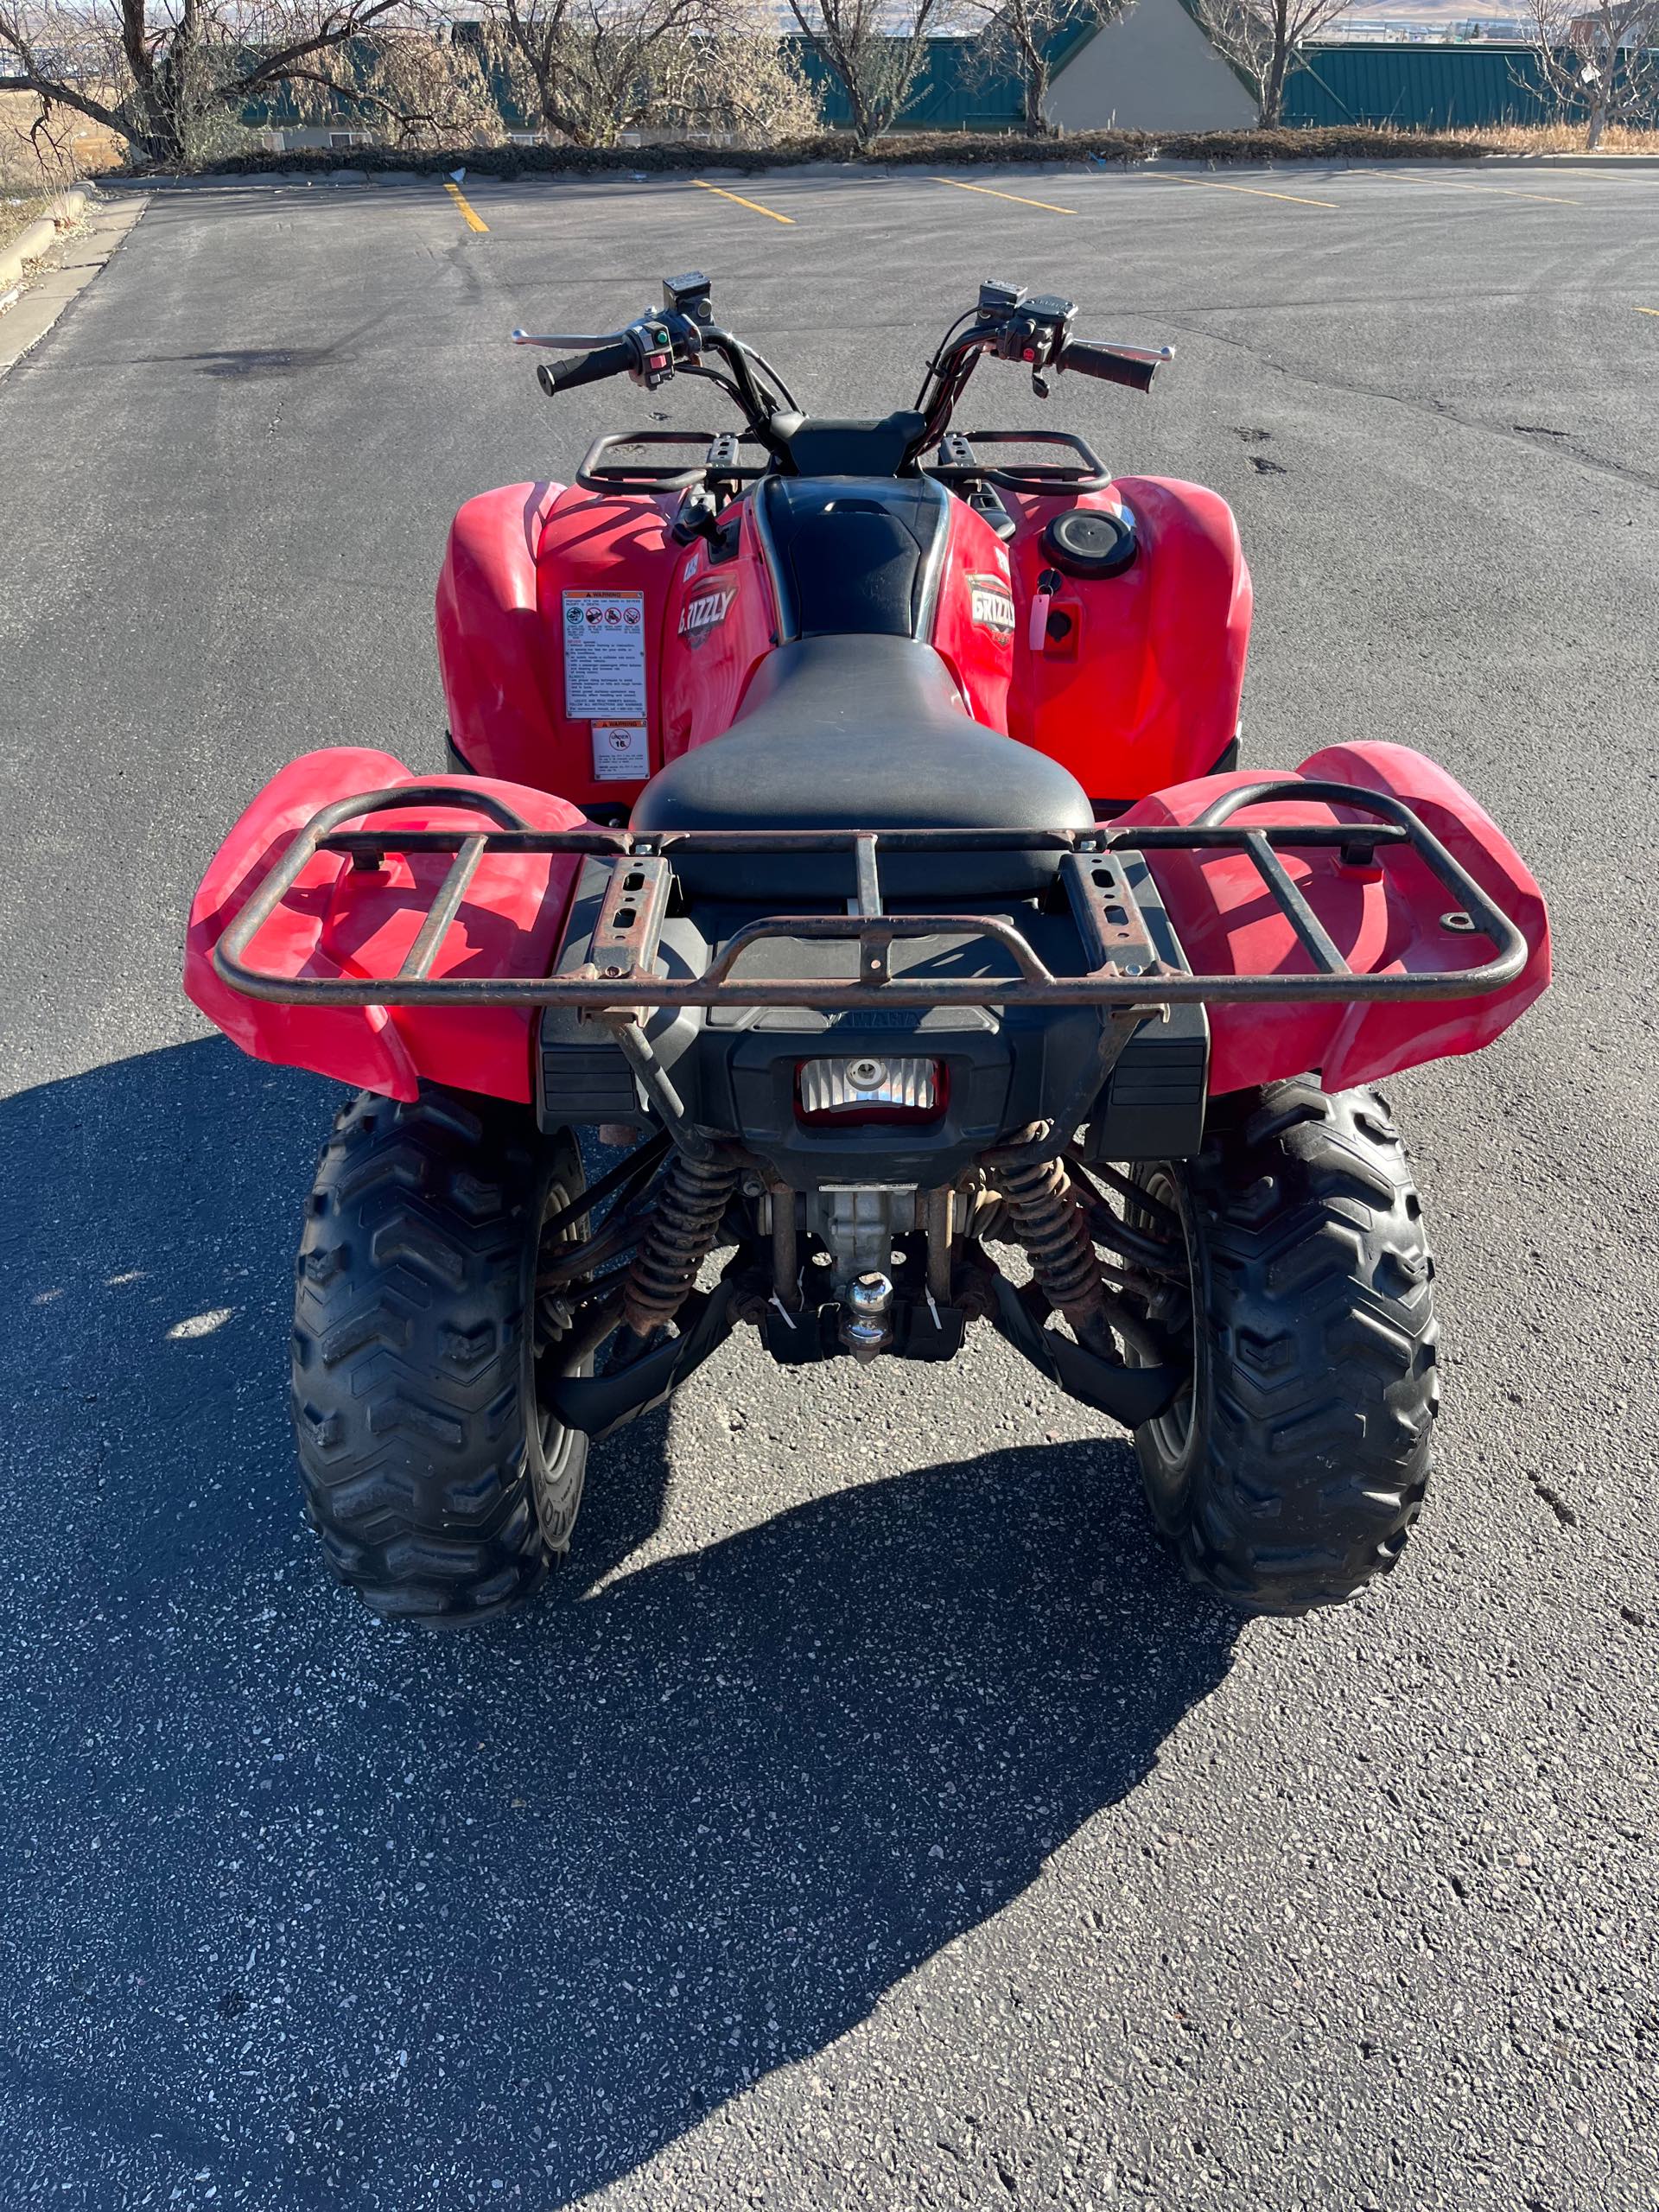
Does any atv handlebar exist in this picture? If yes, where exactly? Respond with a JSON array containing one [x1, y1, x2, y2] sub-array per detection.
[[537, 340, 638, 396], [1056, 339, 1170, 393], [511, 278, 1172, 475]]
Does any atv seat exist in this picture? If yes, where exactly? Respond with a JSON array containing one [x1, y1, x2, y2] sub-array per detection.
[[630, 635, 1095, 899]]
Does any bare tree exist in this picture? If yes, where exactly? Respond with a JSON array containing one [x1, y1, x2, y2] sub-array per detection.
[[486, 0, 818, 149], [1191, 0, 1352, 128], [1526, 0, 1657, 147], [278, 29, 499, 148], [782, 0, 953, 145], [0, 0, 465, 167], [956, 0, 1131, 135]]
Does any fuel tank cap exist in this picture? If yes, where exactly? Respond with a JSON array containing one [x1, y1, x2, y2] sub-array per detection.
[[1039, 506, 1136, 580]]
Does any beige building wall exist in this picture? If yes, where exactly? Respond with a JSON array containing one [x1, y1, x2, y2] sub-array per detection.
[[1043, 0, 1258, 130]]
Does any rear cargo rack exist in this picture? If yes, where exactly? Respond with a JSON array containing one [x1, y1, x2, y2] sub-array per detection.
[[213, 778, 1529, 1014]]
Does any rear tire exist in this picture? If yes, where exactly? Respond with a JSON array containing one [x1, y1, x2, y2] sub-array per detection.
[[1132, 1077, 1439, 1616], [290, 1087, 590, 1624]]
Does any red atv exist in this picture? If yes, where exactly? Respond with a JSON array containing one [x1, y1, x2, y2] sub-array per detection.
[[186, 274, 1548, 1624]]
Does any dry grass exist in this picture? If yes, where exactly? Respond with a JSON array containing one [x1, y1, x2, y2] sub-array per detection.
[[1456, 120, 1659, 155], [0, 92, 122, 257], [0, 193, 51, 255], [1, 91, 124, 181]]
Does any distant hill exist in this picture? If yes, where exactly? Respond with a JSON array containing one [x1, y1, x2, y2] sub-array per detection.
[[1330, 0, 1534, 24]]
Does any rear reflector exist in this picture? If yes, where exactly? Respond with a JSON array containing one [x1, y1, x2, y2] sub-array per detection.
[[797, 1054, 942, 1124]]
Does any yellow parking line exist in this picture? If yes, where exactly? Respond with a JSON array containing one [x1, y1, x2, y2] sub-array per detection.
[[1353, 168, 1578, 207], [1141, 172, 1336, 209], [929, 176, 1077, 215], [444, 181, 488, 234], [690, 180, 794, 225], [1638, 306, 1659, 316]]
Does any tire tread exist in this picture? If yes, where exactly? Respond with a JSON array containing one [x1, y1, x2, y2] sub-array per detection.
[[290, 1090, 570, 1623], [1146, 1076, 1440, 1616]]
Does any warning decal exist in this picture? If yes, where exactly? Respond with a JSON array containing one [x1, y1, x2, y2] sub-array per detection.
[[563, 589, 647, 719], [590, 721, 650, 782]]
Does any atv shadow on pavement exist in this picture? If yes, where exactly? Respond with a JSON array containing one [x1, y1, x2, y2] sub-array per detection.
[[0, 1039, 1239, 2209]]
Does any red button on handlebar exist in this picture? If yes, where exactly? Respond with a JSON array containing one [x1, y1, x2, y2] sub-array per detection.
[[648, 352, 670, 371]]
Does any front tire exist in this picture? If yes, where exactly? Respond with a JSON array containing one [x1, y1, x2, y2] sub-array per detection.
[[290, 1088, 590, 1624], [1133, 1077, 1439, 1616]]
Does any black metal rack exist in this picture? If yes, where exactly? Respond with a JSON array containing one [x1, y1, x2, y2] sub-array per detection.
[[575, 427, 770, 496], [213, 778, 1529, 1015], [575, 425, 1111, 501], [922, 427, 1111, 495]]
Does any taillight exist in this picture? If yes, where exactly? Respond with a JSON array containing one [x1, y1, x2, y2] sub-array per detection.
[[795, 1055, 945, 1127]]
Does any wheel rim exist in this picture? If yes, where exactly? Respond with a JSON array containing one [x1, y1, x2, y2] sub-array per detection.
[[1135, 1167, 1200, 1487], [528, 1170, 588, 1538]]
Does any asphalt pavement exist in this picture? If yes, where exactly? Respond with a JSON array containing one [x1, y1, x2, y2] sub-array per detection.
[[1, 162, 1656, 2212]]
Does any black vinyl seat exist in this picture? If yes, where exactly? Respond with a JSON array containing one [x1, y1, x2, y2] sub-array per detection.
[[630, 635, 1095, 899]]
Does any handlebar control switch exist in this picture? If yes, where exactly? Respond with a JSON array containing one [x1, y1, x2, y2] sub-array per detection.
[[630, 320, 678, 391], [992, 292, 1076, 369]]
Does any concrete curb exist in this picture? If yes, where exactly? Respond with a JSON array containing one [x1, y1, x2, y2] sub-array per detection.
[[0, 189, 143, 379], [1494, 152, 1659, 168], [91, 151, 1659, 195], [0, 186, 89, 289]]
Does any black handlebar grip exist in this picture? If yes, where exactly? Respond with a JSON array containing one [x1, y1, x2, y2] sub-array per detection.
[[1058, 340, 1158, 394], [537, 338, 637, 396]]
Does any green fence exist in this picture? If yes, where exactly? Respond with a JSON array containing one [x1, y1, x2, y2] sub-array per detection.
[[238, 28, 1618, 143], [793, 32, 1600, 137], [787, 35, 1602, 137], [1281, 45, 1564, 130], [785, 29, 1097, 133]]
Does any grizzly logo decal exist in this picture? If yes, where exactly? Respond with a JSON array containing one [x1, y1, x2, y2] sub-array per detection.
[[677, 588, 733, 646], [967, 575, 1016, 635]]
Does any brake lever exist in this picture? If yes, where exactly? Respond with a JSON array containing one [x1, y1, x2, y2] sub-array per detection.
[[1096, 342, 1176, 370], [512, 328, 621, 349]]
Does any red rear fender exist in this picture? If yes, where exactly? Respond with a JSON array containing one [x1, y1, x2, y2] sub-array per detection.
[[1119, 741, 1550, 1095], [184, 748, 586, 1103]]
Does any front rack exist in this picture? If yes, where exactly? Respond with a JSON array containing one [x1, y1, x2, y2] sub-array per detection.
[[575, 427, 770, 496], [923, 427, 1111, 495], [213, 779, 1529, 1014], [575, 425, 1111, 501]]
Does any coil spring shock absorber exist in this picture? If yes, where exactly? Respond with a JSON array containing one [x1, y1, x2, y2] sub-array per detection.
[[621, 1149, 740, 1338], [995, 1136, 1115, 1357]]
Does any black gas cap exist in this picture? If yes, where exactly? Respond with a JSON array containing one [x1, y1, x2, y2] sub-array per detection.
[[1039, 506, 1136, 580]]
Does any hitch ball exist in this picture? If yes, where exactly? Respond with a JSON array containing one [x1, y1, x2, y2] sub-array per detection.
[[841, 1271, 893, 1364]]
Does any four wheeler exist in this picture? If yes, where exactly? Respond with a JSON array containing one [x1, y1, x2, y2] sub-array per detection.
[[185, 273, 1549, 1623]]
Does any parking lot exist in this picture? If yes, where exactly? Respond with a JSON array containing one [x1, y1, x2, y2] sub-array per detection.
[[1, 162, 1656, 2209]]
